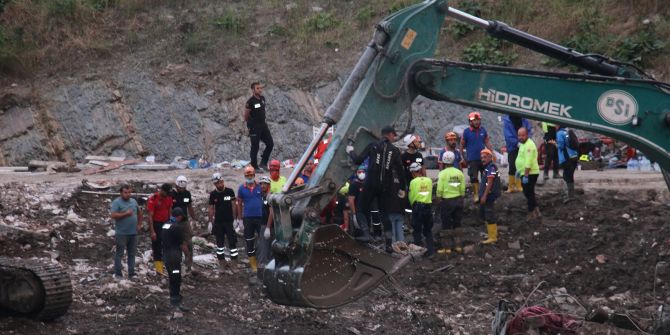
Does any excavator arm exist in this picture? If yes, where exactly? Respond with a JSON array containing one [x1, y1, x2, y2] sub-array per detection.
[[261, 0, 670, 308]]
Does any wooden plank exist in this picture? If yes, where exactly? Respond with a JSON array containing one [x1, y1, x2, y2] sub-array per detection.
[[0, 166, 29, 172], [84, 155, 126, 162], [83, 159, 142, 175], [88, 160, 109, 167], [123, 164, 173, 170]]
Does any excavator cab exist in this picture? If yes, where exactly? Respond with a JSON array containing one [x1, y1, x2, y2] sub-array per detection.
[[261, 0, 670, 308]]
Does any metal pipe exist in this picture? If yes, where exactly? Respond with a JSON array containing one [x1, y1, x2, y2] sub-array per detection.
[[324, 28, 388, 123], [446, 7, 490, 29], [282, 123, 330, 193]]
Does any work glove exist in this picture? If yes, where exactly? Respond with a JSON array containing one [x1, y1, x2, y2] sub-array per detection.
[[264, 227, 271, 239], [397, 190, 406, 199], [522, 176, 529, 184], [352, 214, 360, 229], [345, 145, 354, 154]]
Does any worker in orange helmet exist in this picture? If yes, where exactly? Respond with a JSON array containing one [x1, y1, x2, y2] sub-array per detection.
[[460, 112, 492, 203]]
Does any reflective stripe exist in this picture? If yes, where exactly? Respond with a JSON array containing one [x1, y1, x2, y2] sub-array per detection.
[[405, 209, 413, 213], [172, 270, 180, 274], [230, 248, 238, 256], [216, 247, 226, 255]]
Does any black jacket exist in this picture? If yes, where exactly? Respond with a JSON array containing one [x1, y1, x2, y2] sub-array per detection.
[[350, 138, 406, 192]]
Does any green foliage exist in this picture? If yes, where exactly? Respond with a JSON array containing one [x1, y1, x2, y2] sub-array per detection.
[[212, 12, 244, 34], [562, 15, 610, 55], [267, 23, 287, 37], [304, 12, 339, 32], [388, 0, 414, 13], [614, 25, 665, 65], [184, 32, 207, 54], [48, 0, 79, 18], [0, 0, 9, 14], [461, 36, 517, 65], [448, 0, 480, 39], [356, 5, 374, 26]]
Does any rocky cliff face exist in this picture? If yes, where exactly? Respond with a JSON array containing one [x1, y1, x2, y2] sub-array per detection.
[[0, 68, 507, 166]]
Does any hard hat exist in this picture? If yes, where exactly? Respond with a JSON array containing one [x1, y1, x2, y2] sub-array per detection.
[[175, 175, 188, 187], [409, 162, 422, 172], [211, 172, 223, 182], [171, 207, 184, 217], [294, 177, 305, 186], [244, 166, 256, 175], [468, 112, 481, 120], [356, 164, 367, 172], [269, 159, 281, 170], [259, 176, 271, 184], [480, 148, 493, 156], [402, 134, 416, 146], [442, 151, 455, 164], [445, 131, 457, 140]]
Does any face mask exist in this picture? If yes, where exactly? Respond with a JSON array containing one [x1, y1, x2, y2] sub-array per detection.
[[245, 177, 255, 184], [357, 172, 366, 180]]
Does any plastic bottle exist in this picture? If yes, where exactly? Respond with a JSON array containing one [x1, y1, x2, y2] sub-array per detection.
[[627, 158, 638, 171], [639, 157, 651, 172]]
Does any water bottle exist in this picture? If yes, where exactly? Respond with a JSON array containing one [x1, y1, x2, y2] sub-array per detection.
[[640, 157, 651, 172], [627, 158, 638, 171]]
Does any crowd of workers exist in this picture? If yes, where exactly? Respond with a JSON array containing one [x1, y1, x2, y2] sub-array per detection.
[[109, 82, 582, 311]]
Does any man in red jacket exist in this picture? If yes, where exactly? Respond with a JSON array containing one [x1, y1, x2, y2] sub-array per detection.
[[148, 183, 173, 275]]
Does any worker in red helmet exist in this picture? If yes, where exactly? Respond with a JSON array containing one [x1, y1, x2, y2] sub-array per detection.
[[268, 159, 286, 193], [236, 166, 264, 276], [460, 111, 492, 203]]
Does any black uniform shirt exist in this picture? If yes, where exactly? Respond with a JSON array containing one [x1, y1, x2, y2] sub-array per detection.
[[171, 189, 192, 220], [161, 218, 186, 254], [245, 95, 266, 126], [209, 188, 236, 223]]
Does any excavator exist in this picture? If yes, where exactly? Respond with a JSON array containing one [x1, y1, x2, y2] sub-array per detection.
[[261, 0, 669, 322]]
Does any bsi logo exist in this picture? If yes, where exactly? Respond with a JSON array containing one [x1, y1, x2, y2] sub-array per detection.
[[597, 90, 638, 125]]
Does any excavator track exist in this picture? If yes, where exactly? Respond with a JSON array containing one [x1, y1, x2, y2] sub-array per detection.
[[0, 257, 72, 320]]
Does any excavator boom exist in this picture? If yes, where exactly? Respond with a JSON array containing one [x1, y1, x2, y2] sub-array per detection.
[[261, 0, 670, 309]]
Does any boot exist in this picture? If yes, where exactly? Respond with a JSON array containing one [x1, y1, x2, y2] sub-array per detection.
[[563, 183, 575, 203], [248, 256, 257, 273], [437, 230, 452, 254], [553, 171, 561, 179], [154, 260, 165, 275], [385, 238, 393, 254], [472, 183, 480, 203], [454, 228, 463, 252], [481, 223, 498, 244], [533, 207, 542, 220], [505, 176, 518, 193], [515, 177, 522, 192], [424, 234, 435, 257]]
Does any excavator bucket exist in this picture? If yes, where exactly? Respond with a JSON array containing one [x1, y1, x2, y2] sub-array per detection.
[[262, 225, 410, 308]]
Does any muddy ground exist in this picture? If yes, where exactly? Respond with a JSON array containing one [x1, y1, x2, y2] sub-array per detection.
[[1, 168, 669, 334]]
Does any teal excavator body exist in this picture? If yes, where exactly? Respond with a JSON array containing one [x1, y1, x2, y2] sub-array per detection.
[[261, 0, 670, 309]]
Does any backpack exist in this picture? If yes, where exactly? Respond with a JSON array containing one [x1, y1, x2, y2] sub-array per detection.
[[566, 129, 579, 151]]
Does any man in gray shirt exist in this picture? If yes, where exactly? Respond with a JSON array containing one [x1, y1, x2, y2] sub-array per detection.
[[110, 184, 143, 279]]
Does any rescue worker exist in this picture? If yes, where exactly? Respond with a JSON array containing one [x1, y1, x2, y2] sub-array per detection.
[[110, 184, 142, 279], [258, 176, 272, 268], [300, 159, 315, 184], [244, 82, 273, 172], [348, 165, 369, 240], [408, 162, 435, 257], [436, 151, 465, 254], [171, 175, 197, 273], [478, 149, 501, 244], [236, 166, 264, 274], [438, 131, 462, 171], [515, 127, 541, 221], [460, 112, 493, 203], [147, 183, 173, 275], [401, 134, 424, 184], [557, 125, 579, 203], [542, 122, 561, 180], [162, 207, 190, 311], [268, 159, 286, 193], [208, 173, 238, 272], [503, 116, 531, 193], [347, 125, 407, 253]]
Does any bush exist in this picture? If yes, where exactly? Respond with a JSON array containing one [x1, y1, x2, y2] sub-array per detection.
[[304, 12, 339, 32], [448, 0, 480, 39], [356, 5, 374, 26], [461, 36, 517, 66], [212, 12, 244, 34], [388, 0, 414, 13], [267, 23, 287, 37], [614, 25, 665, 66]]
